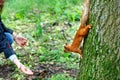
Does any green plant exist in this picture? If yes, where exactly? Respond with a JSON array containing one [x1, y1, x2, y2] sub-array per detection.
[[48, 74, 74, 80], [33, 17, 43, 38]]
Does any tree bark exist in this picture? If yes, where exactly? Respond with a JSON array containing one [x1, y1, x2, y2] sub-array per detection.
[[77, 0, 120, 80]]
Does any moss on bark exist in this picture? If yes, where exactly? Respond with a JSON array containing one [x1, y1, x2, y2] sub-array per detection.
[[77, 0, 120, 80]]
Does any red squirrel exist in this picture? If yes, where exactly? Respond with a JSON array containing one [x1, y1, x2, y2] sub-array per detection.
[[64, 0, 92, 58]]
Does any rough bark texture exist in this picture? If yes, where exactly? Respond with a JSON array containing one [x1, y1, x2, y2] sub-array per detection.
[[77, 0, 120, 80]]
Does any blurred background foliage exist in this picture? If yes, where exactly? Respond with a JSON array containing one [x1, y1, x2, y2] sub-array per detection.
[[0, 0, 83, 80]]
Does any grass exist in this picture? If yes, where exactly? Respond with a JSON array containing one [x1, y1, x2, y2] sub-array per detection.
[[0, 0, 83, 79], [48, 74, 74, 80]]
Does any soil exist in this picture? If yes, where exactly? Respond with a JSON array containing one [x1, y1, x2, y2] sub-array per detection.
[[0, 64, 14, 78], [0, 63, 78, 80]]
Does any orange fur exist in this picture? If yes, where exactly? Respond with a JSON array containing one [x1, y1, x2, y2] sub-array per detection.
[[64, 0, 91, 58]]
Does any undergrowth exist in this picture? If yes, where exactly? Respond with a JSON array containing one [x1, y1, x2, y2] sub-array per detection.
[[0, 0, 83, 79]]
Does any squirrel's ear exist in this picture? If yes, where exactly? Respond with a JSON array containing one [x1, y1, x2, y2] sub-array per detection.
[[65, 43, 68, 45], [64, 44, 67, 49]]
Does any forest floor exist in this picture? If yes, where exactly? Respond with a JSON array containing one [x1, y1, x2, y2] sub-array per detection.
[[0, 19, 81, 80], [0, 0, 82, 79], [0, 62, 78, 80]]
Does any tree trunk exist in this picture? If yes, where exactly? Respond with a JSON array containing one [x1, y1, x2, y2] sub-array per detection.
[[77, 0, 120, 80]]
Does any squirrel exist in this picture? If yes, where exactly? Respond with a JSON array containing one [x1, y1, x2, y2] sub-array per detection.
[[64, 0, 92, 59]]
